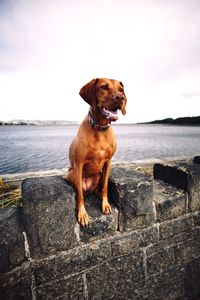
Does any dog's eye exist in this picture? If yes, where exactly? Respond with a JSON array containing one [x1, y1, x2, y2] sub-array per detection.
[[100, 84, 108, 90]]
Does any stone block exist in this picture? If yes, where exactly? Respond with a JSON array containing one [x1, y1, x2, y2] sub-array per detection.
[[144, 266, 185, 300], [193, 211, 200, 226], [0, 207, 25, 273], [34, 239, 111, 285], [185, 257, 200, 300], [193, 155, 200, 164], [108, 166, 155, 231], [148, 228, 200, 261], [153, 163, 188, 191], [79, 194, 118, 243], [111, 225, 158, 257], [146, 247, 174, 275], [22, 176, 78, 259], [86, 250, 145, 300], [36, 274, 85, 300], [159, 214, 194, 240], [153, 161, 200, 213], [174, 236, 200, 265], [188, 164, 200, 212], [0, 262, 32, 300], [154, 181, 187, 222]]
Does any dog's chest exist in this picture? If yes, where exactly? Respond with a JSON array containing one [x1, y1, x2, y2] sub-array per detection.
[[97, 149, 107, 159], [87, 129, 117, 162]]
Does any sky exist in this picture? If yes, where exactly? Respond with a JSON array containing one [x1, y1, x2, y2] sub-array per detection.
[[0, 0, 200, 123]]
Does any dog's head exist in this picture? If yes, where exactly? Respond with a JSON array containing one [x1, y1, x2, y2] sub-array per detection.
[[79, 78, 127, 121]]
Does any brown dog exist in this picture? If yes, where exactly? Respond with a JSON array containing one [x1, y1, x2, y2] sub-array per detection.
[[66, 78, 127, 226]]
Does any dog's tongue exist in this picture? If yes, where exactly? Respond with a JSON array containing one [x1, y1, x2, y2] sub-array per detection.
[[102, 108, 118, 121]]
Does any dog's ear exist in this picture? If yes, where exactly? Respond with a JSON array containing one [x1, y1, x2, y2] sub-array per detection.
[[79, 78, 99, 107], [120, 82, 127, 115], [121, 97, 127, 115]]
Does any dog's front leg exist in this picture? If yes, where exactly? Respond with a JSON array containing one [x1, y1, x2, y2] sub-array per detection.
[[74, 163, 90, 227], [101, 160, 112, 215]]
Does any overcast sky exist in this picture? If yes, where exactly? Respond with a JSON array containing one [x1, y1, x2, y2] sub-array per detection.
[[0, 0, 200, 123]]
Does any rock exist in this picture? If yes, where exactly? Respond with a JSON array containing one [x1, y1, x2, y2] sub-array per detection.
[[86, 250, 145, 300], [153, 160, 200, 213], [144, 266, 185, 299], [153, 163, 188, 191], [0, 262, 32, 300], [159, 214, 194, 240], [193, 155, 200, 164], [146, 247, 174, 276], [153, 180, 188, 222], [80, 194, 118, 243], [193, 211, 200, 226], [174, 235, 200, 265], [22, 176, 78, 259], [111, 225, 158, 257], [34, 239, 112, 285], [0, 207, 25, 273], [36, 274, 85, 300], [188, 164, 200, 212], [108, 166, 155, 231], [185, 258, 200, 299]]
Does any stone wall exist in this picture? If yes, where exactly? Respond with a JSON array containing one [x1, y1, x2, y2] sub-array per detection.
[[0, 157, 200, 300]]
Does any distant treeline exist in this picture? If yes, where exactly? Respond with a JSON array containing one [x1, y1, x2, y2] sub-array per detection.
[[145, 116, 200, 125]]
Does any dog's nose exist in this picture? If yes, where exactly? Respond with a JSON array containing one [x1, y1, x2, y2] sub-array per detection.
[[112, 94, 124, 102]]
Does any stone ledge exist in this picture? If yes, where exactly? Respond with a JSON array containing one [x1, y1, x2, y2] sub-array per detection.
[[0, 262, 32, 299], [159, 213, 194, 240], [153, 180, 188, 222], [109, 165, 155, 231], [193, 155, 200, 164], [0, 207, 25, 273], [153, 162, 189, 191], [22, 176, 78, 259], [80, 194, 118, 243], [153, 160, 200, 212]]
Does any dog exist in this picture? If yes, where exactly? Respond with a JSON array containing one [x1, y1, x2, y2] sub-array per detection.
[[66, 78, 127, 226]]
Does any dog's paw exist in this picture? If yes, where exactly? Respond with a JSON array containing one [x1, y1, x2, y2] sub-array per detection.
[[78, 208, 90, 227], [102, 201, 112, 215]]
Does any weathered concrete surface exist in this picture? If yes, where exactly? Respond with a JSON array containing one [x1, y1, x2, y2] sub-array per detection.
[[109, 165, 155, 231], [0, 207, 25, 273], [22, 176, 78, 259]]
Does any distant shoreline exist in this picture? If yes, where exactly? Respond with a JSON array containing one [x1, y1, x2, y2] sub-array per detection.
[[0, 120, 79, 126], [142, 116, 200, 125], [0, 116, 200, 126]]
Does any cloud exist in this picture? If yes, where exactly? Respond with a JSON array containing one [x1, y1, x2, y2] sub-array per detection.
[[0, 0, 200, 122]]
